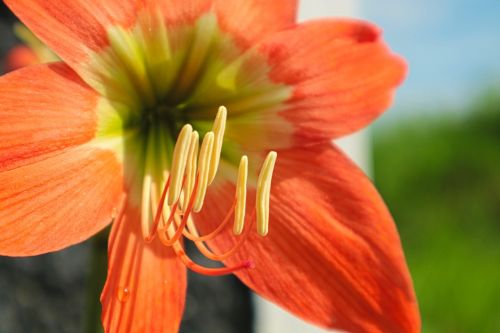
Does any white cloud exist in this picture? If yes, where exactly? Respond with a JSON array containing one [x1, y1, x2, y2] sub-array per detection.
[[298, 0, 361, 21]]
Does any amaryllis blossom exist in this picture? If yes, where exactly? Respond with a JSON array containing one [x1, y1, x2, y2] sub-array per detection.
[[0, 0, 420, 332]]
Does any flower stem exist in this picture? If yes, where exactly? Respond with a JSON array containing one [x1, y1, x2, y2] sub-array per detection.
[[84, 229, 109, 333]]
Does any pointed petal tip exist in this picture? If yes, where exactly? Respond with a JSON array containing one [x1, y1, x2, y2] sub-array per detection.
[[257, 19, 408, 143]]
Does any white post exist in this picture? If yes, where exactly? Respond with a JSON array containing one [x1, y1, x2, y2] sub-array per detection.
[[254, 1, 368, 332]]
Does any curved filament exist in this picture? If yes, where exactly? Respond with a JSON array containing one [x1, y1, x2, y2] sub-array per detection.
[[182, 200, 236, 242], [144, 175, 171, 242], [189, 211, 256, 261]]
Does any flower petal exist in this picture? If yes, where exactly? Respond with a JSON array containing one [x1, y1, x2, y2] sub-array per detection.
[[0, 63, 123, 256], [214, 0, 298, 48], [258, 19, 406, 143], [0, 145, 124, 256], [0, 63, 98, 172], [5, 0, 214, 106], [196, 144, 420, 333], [5, 0, 213, 71], [4, 0, 138, 68], [153, 0, 212, 25], [101, 206, 186, 333]]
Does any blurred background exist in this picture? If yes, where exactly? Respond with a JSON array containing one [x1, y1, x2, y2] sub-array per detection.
[[1, 1, 499, 332], [362, 1, 500, 332]]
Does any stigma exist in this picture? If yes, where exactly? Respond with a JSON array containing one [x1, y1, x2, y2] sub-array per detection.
[[139, 106, 277, 276]]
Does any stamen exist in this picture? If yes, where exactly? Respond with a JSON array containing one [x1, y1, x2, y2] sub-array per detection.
[[193, 132, 214, 212], [234, 156, 248, 235], [139, 106, 277, 276], [158, 176, 197, 247], [181, 131, 199, 212], [167, 124, 193, 205], [173, 244, 254, 276], [156, 174, 255, 276], [144, 175, 171, 242], [183, 201, 235, 242], [208, 106, 227, 184], [141, 174, 153, 238], [161, 202, 178, 231], [157, 202, 182, 246], [188, 211, 256, 261], [256, 152, 278, 236], [140, 128, 157, 239]]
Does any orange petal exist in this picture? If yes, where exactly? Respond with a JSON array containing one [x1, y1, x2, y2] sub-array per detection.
[[3, 45, 40, 72], [214, 0, 297, 48], [0, 64, 122, 256], [0, 145, 124, 256], [152, 0, 212, 25], [195, 144, 420, 333], [4, 0, 138, 69], [258, 19, 406, 143], [101, 206, 186, 333], [0, 63, 99, 171], [5, 0, 215, 68]]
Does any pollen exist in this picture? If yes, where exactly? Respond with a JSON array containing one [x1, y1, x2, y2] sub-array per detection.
[[140, 106, 277, 276]]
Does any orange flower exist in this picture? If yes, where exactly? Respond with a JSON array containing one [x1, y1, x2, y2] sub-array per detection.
[[0, 1, 420, 332], [3, 45, 39, 72]]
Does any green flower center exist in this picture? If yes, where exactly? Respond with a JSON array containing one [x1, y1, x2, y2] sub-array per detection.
[[91, 12, 290, 175]]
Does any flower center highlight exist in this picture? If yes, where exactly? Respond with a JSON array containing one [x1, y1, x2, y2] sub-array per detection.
[[140, 106, 277, 276]]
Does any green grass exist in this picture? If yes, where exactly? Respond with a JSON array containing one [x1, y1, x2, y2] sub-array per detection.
[[373, 90, 500, 332]]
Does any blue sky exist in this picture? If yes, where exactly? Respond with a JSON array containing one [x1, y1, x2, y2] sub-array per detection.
[[358, 0, 500, 117]]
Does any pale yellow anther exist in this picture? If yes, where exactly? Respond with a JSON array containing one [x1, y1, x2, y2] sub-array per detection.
[[141, 173, 153, 238], [140, 129, 157, 239], [193, 132, 214, 212], [256, 151, 278, 236], [233, 156, 248, 235], [168, 124, 193, 206], [181, 131, 199, 212], [208, 106, 227, 185]]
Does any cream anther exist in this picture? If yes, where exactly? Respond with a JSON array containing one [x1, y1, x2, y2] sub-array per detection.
[[208, 106, 227, 185], [193, 132, 214, 212], [168, 124, 193, 205], [141, 173, 153, 238], [233, 156, 248, 235], [256, 151, 277, 236], [140, 129, 158, 239], [181, 131, 199, 212]]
